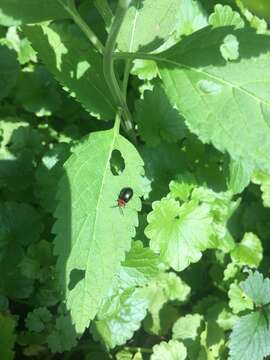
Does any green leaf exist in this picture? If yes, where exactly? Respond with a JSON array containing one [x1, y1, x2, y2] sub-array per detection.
[[140, 143, 188, 201], [199, 321, 225, 359], [131, 59, 158, 81], [54, 128, 144, 333], [173, 0, 208, 38], [0, 45, 19, 101], [47, 315, 78, 353], [15, 65, 62, 117], [144, 272, 190, 335], [151, 340, 187, 360], [0, 0, 69, 26], [172, 314, 202, 341], [145, 198, 213, 271], [241, 271, 270, 306], [156, 27, 270, 173], [231, 233, 263, 267], [136, 84, 186, 146], [92, 287, 148, 348], [3, 26, 37, 64], [236, 0, 268, 34], [0, 313, 16, 360], [24, 22, 115, 120], [117, 0, 180, 52], [209, 4, 245, 29], [220, 34, 239, 61], [119, 240, 162, 288], [229, 311, 270, 360], [25, 308, 52, 333], [228, 283, 253, 314], [252, 171, 270, 207], [169, 172, 197, 202], [226, 158, 253, 194], [0, 202, 43, 247], [35, 143, 71, 213]]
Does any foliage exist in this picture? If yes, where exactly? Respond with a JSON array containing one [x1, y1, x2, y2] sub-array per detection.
[[1, 0, 270, 359]]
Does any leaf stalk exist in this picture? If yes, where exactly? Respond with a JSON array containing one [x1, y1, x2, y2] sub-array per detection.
[[103, 0, 137, 144], [57, 0, 105, 54]]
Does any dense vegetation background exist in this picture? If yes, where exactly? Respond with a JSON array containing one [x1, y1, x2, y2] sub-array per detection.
[[1, 0, 270, 359]]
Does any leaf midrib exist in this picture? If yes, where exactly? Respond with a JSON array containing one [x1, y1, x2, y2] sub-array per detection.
[[80, 128, 118, 326], [114, 51, 270, 110]]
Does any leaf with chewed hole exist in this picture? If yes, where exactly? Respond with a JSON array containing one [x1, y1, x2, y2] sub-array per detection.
[[53, 128, 144, 334]]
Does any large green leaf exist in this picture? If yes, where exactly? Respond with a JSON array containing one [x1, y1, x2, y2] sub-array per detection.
[[53, 128, 144, 334], [24, 22, 115, 120], [117, 0, 180, 52], [0, 0, 69, 26], [152, 27, 270, 173]]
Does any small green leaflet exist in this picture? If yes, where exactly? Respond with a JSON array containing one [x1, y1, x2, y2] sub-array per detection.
[[24, 22, 115, 120], [0, 0, 70, 26], [151, 340, 187, 360], [230, 233, 263, 268], [209, 4, 245, 29], [53, 128, 144, 334]]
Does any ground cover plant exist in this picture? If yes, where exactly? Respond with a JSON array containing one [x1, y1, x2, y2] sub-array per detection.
[[1, 0, 270, 359]]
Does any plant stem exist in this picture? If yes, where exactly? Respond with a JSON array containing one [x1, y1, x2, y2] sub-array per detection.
[[57, 0, 104, 53], [94, 0, 113, 28], [122, 59, 132, 101], [103, 0, 137, 144]]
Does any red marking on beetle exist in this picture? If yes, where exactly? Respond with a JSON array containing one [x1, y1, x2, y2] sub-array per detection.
[[117, 198, 127, 207]]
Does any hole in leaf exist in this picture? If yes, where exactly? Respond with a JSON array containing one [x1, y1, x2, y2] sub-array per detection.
[[110, 149, 125, 176], [68, 269, 85, 291]]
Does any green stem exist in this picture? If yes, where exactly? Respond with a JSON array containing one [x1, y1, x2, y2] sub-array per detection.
[[122, 59, 132, 101], [103, 0, 137, 144], [123, 346, 152, 354], [114, 108, 122, 134], [94, 0, 113, 28], [57, 0, 104, 53], [114, 51, 156, 62]]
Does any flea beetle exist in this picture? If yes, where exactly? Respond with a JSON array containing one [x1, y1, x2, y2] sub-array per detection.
[[117, 187, 133, 208], [113, 187, 133, 214]]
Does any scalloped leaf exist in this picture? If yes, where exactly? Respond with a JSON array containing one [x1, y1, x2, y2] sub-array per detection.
[[92, 287, 148, 349], [53, 128, 144, 334], [209, 4, 245, 29], [229, 311, 270, 360], [151, 340, 187, 360], [23, 22, 115, 120], [145, 198, 214, 271]]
